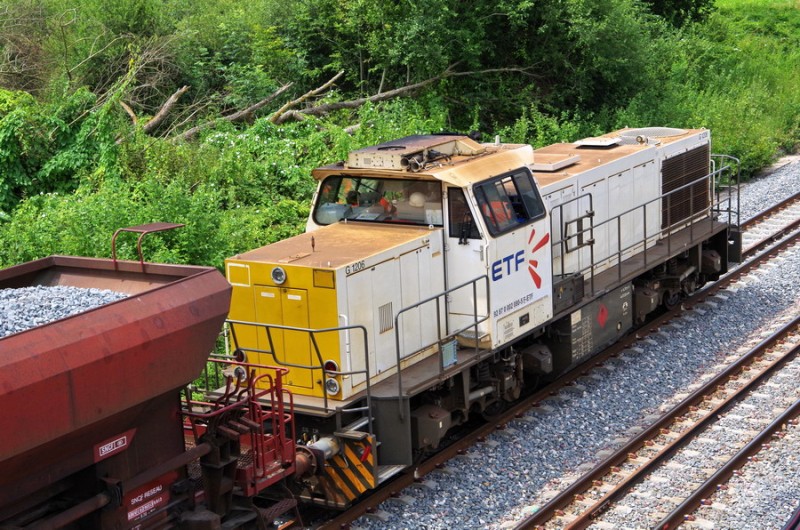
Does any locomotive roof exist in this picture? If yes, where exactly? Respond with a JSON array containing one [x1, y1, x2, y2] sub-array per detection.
[[311, 128, 708, 189], [311, 134, 536, 186], [229, 223, 436, 270], [530, 128, 708, 188]]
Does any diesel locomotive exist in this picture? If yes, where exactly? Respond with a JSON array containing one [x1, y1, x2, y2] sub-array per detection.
[[224, 126, 740, 509], [0, 126, 740, 527]]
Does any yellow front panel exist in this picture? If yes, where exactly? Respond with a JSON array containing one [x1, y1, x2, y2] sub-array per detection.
[[254, 286, 313, 388], [281, 287, 313, 388], [252, 286, 283, 371], [226, 258, 343, 399]]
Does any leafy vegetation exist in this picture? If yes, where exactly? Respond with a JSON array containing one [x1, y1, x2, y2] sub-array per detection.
[[0, 0, 797, 268]]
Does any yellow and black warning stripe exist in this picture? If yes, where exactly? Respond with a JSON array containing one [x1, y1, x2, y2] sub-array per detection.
[[317, 435, 376, 508]]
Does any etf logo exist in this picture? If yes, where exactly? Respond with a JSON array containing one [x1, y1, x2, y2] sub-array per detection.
[[491, 228, 550, 287]]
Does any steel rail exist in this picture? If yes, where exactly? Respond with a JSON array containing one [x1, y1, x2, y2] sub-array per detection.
[[740, 191, 800, 231], [740, 191, 800, 258], [509, 228, 798, 528], [514, 315, 800, 529], [783, 499, 800, 530], [657, 395, 800, 529]]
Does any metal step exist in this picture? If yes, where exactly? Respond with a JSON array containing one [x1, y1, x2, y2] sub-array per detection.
[[257, 498, 298, 524], [376, 464, 406, 484], [342, 415, 371, 432]]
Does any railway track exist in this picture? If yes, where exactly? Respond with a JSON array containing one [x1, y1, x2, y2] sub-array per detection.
[[514, 315, 800, 529], [316, 205, 800, 530], [740, 191, 800, 257]]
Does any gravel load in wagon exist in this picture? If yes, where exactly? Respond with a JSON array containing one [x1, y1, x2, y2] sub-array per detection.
[[0, 285, 127, 338]]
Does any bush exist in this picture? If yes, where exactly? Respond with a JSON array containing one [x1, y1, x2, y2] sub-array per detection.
[[612, 2, 800, 176], [0, 87, 120, 217], [0, 95, 449, 268]]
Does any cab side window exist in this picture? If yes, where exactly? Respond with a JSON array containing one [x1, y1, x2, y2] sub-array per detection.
[[448, 188, 480, 242], [474, 169, 545, 236]]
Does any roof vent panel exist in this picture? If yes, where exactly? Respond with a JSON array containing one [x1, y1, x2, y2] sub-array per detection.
[[530, 153, 581, 172], [575, 136, 622, 148]]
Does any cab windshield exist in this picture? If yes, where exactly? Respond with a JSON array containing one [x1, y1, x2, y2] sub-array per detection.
[[313, 176, 443, 226]]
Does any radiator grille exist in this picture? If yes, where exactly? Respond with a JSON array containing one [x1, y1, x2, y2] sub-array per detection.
[[661, 144, 710, 228]]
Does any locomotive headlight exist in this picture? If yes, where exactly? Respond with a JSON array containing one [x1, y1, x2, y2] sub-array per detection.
[[325, 377, 340, 395], [271, 266, 287, 285], [323, 360, 339, 374]]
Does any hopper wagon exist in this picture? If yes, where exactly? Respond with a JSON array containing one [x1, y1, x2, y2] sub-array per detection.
[[0, 227, 304, 529]]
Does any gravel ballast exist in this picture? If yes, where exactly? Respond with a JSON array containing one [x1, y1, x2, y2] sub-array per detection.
[[0, 285, 127, 338], [354, 159, 800, 529], [590, 336, 800, 529], [735, 154, 800, 221]]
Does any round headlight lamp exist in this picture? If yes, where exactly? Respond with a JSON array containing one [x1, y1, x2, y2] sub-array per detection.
[[324, 360, 340, 374], [325, 378, 341, 395], [271, 266, 287, 285]]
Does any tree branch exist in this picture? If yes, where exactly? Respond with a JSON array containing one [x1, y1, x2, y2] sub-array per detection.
[[175, 83, 293, 141], [119, 100, 138, 125], [273, 65, 533, 124], [142, 84, 188, 134], [268, 70, 344, 124]]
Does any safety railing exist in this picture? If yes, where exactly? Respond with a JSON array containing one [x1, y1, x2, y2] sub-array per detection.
[[223, 320, 374, 434], [183, 359, 296, 496], [392, 274, 491, 419], [549, 155, 740, 297], [213, 274, 489, 425]]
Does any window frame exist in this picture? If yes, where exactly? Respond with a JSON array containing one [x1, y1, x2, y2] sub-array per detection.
[[472, 168, 546, 237], [447, 187, 481, 242], [312, 175, 444, 227]]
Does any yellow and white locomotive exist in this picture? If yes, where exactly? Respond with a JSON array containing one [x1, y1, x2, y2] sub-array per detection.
[[224, 127, 739, 507]]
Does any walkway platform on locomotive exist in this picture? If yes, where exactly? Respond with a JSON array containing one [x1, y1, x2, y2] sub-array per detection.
[[374, 219, 732, 401], [578, 217, 731, 304], [282, 215, 733, 416]]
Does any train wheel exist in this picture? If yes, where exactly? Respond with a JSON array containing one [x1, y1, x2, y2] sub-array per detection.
[[481, 400, 506, 421], [663, 289, 681, 310]]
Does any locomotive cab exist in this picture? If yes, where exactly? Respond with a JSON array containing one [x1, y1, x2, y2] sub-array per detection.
[[309, 161, 556, 352]]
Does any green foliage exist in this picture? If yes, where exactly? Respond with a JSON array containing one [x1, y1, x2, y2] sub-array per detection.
[[495, 106, 600, 147], [278, 0, 668, 126], [0, 95, 447, 268], [641, 0, 716, 26], [0, 0, 798, 269], [170, 2, 305, 112], [79, 0, 171, 37], [0, 176, 308, 269], [611, 0, 800, 176], [0, 87, 120, 217]]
